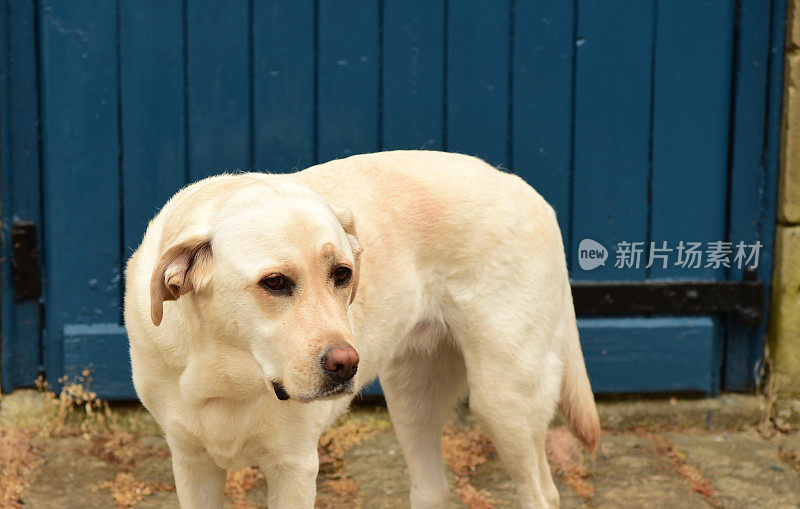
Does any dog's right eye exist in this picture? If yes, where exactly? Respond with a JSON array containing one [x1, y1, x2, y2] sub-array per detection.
[[260, 274, 290, 294]]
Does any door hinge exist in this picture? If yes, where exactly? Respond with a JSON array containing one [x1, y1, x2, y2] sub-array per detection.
[[571, 266, 764, 326], [11, 221, 41, 301]]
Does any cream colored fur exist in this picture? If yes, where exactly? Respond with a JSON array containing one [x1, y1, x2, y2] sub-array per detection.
[[124, 150, 599, 509]]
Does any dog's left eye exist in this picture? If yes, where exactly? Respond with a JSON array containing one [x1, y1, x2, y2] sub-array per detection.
[[333, 266, 352, 286], [260, 274, 291, 295]]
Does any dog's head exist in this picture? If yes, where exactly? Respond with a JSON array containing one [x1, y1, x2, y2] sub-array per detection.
[[149, 178, 362, 402]]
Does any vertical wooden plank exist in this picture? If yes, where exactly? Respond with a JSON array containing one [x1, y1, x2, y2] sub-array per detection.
[[120, 0, 185, 258], [1, 0, 43, 390], [711, 315, 725, 396], [725, 0, 785, 390], [649, 0, 734, 281], [754, 0, 788, 388], [1, 0, 13, 391], [571, 0, 654, 281], [252, 0, 314, 172], [317, 0, 380, 162], [447, 0, 510, 167], [382, 0, 445, 151], [186, 0, 250, 180], [512, 0, 574, 242], [0, 0, 10, 391], [39, 0, 120, 385]]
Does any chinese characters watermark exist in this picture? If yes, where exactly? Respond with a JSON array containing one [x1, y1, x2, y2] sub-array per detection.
[[578, 239, 762, 271]]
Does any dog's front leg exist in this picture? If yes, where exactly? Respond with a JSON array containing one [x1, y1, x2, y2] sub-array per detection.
[[171, 446, 226, 508], [260, 448, 319, 508]]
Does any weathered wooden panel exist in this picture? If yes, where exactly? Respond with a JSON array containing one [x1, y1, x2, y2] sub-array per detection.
[[252, 0, 315, 172], [447, 0, 510, 167], [725, 0, 787, 390], [649, 0, 734, 280], [39, 0, 121, 386], [571, 0, 654, 281], [382, 0, 445, 151], [63, 324, 132, 399], [317, 0, 380, 162], [1, 0, 43, 390], [120, 0, 186, 260], [186, 0, 250, 179], [512, 0, 575, 245], [580, 317, 717, 393]]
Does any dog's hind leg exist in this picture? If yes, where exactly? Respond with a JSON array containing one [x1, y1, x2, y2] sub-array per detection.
[[380, 336, 467, 509], [466, 360, 560, 508], [535, 427, 560, 507], [453, 312, 563, 509]]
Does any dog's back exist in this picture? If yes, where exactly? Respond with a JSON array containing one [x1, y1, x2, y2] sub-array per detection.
[[291, 150, 599, 451]]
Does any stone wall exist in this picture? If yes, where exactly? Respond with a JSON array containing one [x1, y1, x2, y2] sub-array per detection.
[[770, 0, 800, 400]]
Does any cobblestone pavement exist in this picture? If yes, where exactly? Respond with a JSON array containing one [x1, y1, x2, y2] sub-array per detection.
[[2, 390, 799, 508]]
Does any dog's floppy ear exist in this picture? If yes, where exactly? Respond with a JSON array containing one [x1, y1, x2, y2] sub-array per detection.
[[331, 205, 362, 304], [150, 232, 213, 326]]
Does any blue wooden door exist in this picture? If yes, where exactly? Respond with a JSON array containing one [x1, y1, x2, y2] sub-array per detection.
[[1, 0, 786, 398]]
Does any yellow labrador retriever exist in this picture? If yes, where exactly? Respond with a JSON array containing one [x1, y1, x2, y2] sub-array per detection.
[[124, 150, 599, 508]]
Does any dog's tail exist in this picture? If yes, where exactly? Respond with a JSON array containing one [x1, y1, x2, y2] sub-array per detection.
[[558, 304, 600, 452]]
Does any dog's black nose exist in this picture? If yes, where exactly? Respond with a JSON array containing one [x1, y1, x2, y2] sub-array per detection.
[[322, 343, 359, 383]]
